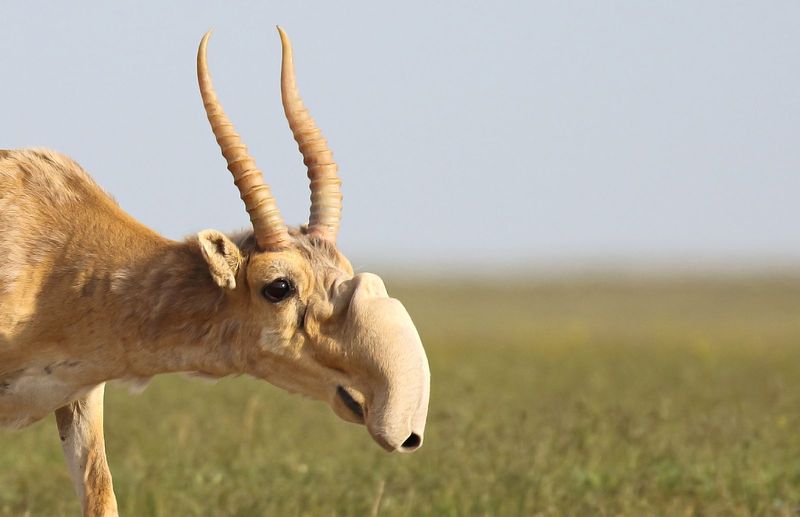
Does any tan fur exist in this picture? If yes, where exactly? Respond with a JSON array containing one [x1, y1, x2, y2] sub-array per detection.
[[55, 384, 117, 516], [0, 148, 429, 516]]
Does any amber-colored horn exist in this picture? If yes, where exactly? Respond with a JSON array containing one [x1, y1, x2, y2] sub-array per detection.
[[197, 31, 290, 250], [278, 26, 342, 243]]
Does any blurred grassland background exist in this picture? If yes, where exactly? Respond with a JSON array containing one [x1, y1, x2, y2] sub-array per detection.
[[2, 274, 800, 516]]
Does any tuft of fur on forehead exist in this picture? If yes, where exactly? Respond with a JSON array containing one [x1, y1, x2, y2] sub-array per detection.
[[229, 226, 348, 273]]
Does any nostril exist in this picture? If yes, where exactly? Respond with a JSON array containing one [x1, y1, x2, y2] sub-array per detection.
[[401, 432, 422, 450]]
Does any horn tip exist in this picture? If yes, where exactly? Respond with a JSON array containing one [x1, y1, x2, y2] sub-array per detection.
[[199, 29, 214, 58], [277, 26, 291, 46]]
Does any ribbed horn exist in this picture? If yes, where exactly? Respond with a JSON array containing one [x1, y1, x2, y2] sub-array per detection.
[[278, 26, 342, 243], [197, 31, 290, 250]]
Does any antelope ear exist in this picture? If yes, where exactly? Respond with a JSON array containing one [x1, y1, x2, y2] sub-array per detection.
[[196, 229, 242, 289]]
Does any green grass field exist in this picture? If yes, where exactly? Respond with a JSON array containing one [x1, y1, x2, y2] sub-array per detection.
[[2, 275, 800, 515]]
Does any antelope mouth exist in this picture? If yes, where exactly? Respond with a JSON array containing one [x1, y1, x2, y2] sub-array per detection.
[[336, 385, 365, 421], [336, 385, 425, 453]]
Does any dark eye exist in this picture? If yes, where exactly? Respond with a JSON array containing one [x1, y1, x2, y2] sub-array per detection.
[[262, 278, 294, 302]]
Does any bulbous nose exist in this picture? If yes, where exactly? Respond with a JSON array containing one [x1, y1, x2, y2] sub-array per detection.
[[342, 270, 431, 454]]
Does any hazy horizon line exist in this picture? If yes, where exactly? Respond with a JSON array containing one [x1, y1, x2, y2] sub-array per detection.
[[361, 254, 800, 280]]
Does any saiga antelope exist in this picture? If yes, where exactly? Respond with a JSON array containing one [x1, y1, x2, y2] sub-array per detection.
[[0, 28, 430, 516]]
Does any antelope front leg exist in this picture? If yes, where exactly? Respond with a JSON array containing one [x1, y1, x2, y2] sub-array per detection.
[[55, 383, 119, 517]]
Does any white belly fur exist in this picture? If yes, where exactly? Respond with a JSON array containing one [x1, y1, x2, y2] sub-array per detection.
[[0, 369, 92, 429]]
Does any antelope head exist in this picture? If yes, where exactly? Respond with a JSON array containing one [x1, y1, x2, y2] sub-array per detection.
[[194, 28, 430, 452]]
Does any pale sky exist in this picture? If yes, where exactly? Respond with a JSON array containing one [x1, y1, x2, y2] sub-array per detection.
[[2, 2, 798, 270]]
